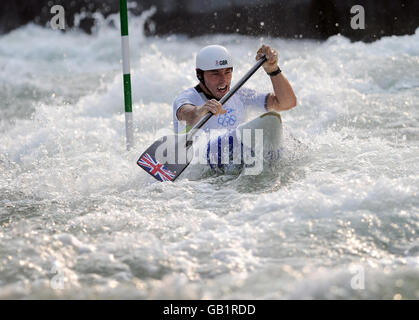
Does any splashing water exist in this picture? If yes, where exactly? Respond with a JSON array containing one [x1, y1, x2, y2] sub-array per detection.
[[0, 12, 418, 299]]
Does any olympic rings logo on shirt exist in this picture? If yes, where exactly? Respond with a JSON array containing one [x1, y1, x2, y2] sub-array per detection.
[[218, 108, 237, 127]]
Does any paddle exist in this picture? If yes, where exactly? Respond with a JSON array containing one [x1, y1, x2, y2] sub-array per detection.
[[137, 55, 267, 182]]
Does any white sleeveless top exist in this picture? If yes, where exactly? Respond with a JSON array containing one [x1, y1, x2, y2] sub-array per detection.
[[173, 85, 268, 134]]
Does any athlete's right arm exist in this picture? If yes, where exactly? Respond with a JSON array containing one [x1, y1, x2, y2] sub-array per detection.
[[176, 100, 226, 127]]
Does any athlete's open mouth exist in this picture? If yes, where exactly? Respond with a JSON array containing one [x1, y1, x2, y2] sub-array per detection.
[[217, 85, 228, 92]]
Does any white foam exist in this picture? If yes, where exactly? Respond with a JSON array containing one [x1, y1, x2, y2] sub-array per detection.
[[0, 16, 418, 299]]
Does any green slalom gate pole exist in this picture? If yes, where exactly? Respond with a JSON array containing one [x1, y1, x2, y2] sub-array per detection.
[[120, 0, 134, 150]]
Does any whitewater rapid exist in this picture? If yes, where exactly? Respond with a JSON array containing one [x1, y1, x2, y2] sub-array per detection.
[[0, 13, 418, 299]]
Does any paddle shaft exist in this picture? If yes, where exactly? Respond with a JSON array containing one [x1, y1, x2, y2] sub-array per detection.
[[186, 56, 267, 140]]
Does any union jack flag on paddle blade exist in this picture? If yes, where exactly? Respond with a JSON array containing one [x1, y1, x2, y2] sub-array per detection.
[[137, 153, 176, 182]]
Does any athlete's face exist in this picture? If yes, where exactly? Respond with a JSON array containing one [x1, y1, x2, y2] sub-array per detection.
[[203, 68, 232, 100]]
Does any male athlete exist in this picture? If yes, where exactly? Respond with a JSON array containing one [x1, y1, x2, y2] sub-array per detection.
[[173, 44, 296, 134], [173, 44, 297, 171]]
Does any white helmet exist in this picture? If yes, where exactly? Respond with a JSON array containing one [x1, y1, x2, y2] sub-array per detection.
[[196, 45, 233, 71]]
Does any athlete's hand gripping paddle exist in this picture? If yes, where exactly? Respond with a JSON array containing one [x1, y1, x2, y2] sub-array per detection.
[[136, 56, 267, 182]]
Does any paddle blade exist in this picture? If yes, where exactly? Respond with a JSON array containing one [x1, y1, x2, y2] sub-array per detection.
[[136, 134, 192, 182]]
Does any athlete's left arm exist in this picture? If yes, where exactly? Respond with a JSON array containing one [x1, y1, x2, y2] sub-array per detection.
[[256, 45, 297, 112]]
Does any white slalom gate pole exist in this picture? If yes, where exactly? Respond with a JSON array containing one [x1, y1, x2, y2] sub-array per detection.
[[120, 0, 134, 150]]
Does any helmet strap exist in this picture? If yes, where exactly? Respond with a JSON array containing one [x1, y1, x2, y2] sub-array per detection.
[[196, 69, 219, 101]]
